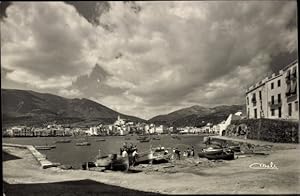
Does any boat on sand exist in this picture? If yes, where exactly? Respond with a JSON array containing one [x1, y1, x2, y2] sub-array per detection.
[[198, 147, 234, 160], [95, 154, 129, 171]]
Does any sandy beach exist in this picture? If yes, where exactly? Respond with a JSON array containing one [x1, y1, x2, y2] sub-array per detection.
[[3, 138, 300, 195]]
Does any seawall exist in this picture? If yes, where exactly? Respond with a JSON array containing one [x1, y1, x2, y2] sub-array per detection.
[[3, 143, 60, 169]]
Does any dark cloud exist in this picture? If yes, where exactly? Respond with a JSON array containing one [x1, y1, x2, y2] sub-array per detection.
[[1, 1, 298, 119], [65, 1, 110, 25]]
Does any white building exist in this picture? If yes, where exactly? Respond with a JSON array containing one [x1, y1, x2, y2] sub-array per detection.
[[246, 60, 298, 121]]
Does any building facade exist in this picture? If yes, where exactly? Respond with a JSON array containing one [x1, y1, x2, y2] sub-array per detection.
[[245, 60, 298, 121]]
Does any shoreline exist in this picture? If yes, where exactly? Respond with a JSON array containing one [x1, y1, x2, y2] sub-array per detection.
[[3, 137, 300, 195]]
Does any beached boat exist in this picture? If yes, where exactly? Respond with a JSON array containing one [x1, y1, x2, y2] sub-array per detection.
[[202, 147, 223, 155], [139, 138, 151, 143], [135, 151, 153, 164], [95, 154, 129, 171], [198, 147, 234, 160], [35, 145, 56, 150], [76, 142, 91, 146], [171, 135, 181, 140], [152, 137, 160, 140], [55, 139, 71, 143], [228, 146, 241, 152]]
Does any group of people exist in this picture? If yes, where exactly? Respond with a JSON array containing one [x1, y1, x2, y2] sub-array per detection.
[[172, 146, 195, 160], [120, 142, 138, 166]]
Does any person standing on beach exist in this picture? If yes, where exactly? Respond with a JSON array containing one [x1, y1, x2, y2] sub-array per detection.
[[175, 148, 180, 160], [191, 146, 195, 157], [122, 149, 128, 158]]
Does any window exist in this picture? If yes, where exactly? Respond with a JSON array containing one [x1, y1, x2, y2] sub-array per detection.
[[254, 109, 257, 118], [278, 107, 281, 118], [277, 80, 281, 87], [259, 91, 262, 100], [288, 103, 292, 116], [271, 109, 275, 116], [247, 97, 249, 105], [295, 101, 298, 111], [278, 94, 281, 103], [271, 82, 274, 89], [271, 96, 274, 104], [247, 109, 250, 118]]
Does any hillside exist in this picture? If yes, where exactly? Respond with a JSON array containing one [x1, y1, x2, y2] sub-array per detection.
[[149, 105, 246, 127], [1, 89, 144, 127]]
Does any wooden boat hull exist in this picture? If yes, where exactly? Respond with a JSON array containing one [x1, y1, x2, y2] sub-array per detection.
[[35, 146, 52, 150], [76, 142, 91, 146], [55, 140, 71, 143], [95, 155, 129, 171], [96, 139, 106, 142], [202, 148, 223, 155], [136, 152, 153, 163], [198, 150, 234, 160], [228, 146, 241, 152], [139, 139, 150, 143]]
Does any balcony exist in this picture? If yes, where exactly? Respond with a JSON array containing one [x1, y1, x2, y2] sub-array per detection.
[[268, 100, 282, 108]]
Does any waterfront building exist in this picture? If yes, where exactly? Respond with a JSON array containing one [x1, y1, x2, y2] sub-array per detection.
[[155, 125, 164, 134], [245, 60, 298, 121]]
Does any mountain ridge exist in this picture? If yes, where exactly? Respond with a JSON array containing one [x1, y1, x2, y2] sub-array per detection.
[[149, 104, 246, 127], [1, 88, 144, 127]]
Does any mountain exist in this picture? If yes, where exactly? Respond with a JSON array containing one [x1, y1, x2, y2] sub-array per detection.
[[149, 104, 246, 127], [1, 89, 145, 127]]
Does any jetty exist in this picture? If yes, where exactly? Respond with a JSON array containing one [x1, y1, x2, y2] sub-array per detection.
[[3, 143, 59, 169]]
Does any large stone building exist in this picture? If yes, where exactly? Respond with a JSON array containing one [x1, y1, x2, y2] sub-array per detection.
[[245, 60, 298, 121]]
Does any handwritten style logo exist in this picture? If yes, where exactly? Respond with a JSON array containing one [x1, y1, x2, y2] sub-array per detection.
[[249, 162, 278, 170]]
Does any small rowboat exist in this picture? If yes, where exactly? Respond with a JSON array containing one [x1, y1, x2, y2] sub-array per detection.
[[95, 154, 129, 171], [76, 142, 91, 146], [139, 139, 150, 143], [202, 147, 223, 155], [96, 139, 106, 142], [228, 146, 241, 152], [198, 147, 234, 160], [55, 139, 71, 143], [35, 145, 56, 150]]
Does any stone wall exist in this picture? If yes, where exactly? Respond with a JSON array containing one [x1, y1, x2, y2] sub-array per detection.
[[225, 119, 299, 143]]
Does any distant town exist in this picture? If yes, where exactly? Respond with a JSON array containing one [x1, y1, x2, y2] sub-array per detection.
[[3, 112, 245, 137]]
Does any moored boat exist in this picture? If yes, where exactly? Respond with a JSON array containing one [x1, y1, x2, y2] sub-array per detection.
[[55, 139, 71, 143], [96, 139, 106, 142], [152, 137, 160, 140], [76, 142, 91, 146], [35, 145, 56, 150], [139, 138, 150, 143]]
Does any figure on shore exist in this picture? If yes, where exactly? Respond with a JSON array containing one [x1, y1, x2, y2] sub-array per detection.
[[187, 147, 191, 157], [191, 146, 195, 157], [175, 148, 181, 160]]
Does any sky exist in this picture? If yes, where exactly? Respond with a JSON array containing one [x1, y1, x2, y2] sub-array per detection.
[[1, 1, 298, 120]]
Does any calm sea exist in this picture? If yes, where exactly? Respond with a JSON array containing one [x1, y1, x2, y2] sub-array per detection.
[[3, 134, 207, 168]]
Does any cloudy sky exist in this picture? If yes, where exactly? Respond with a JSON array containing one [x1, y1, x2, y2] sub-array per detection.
[[1, 1, 298, 119]]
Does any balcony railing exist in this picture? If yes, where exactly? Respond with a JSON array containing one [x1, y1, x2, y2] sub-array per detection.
[[268, 100, 282, 108]]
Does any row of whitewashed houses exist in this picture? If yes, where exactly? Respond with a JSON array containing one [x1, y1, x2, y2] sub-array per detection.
[[3, 112, 244, 137]]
